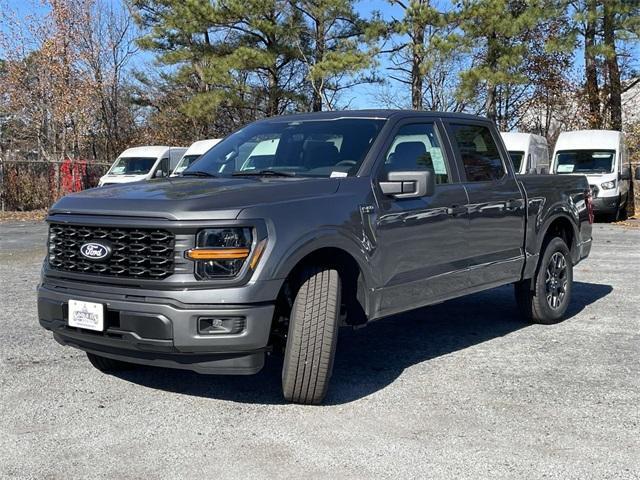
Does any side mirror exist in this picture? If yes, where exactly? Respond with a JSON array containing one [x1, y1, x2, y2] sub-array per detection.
[[379, 170, 435, 199], [154, 169, 166, 178], [635, 166, 640, 181], [620, 166, 630, 181]]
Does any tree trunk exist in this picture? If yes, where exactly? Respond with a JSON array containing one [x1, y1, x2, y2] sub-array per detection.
[[603, 1, 622, 130], [312, 15, 325, 112], [411, 22, 424, 110], [585, 0, 602, 128], [484, 32, 498, 122]]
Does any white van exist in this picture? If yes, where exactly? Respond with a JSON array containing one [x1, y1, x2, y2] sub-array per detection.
[[171, 139, 221, 176], [99, 146, 187, 187], [551, 130, 631, 220], [500, 132, 550, 174]]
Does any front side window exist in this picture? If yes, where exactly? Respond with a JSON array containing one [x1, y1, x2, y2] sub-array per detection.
[[108, 157, 157, 175], [554, 150, 615, 174], [451, 124, 505, 182], [155, 158, 170, 177], [188, 118, 385, 178], [173, 154, 203, 175], [383, 123, 450, 184], [508, 151, 525, 172]]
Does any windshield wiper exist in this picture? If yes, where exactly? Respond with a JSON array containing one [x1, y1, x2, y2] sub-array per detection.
[[181, 171, 218, 177], [232, 169, 297, 177]]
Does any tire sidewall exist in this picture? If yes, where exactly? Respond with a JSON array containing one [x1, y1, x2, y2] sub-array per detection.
[[535, 237, 573, 321]]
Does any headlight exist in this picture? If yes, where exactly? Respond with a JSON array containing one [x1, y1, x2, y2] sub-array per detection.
[[601, 180, 616, 190], [186, 228, 258, 279]]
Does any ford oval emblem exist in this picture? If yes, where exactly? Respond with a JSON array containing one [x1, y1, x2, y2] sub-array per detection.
[[79, 242, 112, 261]]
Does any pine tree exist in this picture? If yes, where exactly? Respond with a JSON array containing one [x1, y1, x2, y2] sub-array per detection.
[[131, 0, 307, 122], [293, 0, 379, 111], [386, 0, 446, 110], [452, 0, 557, 124]]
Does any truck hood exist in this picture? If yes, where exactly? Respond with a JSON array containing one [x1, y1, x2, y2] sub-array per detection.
[[50, 176, 341, 220]]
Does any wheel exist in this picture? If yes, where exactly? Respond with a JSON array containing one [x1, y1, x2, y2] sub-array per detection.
[[86, 352, 134, 373], [515, 237, 573, 324], [616, 194, 628, 221], [282, 266, 341, 405]]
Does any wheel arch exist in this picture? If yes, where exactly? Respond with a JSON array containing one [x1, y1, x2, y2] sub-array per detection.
[[271, 232, 374, 325]]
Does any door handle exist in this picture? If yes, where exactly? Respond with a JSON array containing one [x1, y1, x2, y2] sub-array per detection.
[[447, 205, 467, 216], [505, 199, 519, 210]]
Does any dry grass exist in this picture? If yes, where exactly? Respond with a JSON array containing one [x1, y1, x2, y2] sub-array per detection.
[[0, 210, 48, 223]]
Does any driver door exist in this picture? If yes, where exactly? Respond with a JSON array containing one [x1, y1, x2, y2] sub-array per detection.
[[370, 120, 470, 318]]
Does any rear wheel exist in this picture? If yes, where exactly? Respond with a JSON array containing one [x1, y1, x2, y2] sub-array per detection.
[[86, 352, 134, 373], [282, 266, 341, 405], [515, 237, 573, 324]]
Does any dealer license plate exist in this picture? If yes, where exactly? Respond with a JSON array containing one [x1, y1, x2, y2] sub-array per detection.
[[68, 299, 104, 332]]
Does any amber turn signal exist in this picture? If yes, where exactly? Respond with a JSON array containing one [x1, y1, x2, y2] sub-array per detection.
[[186, 248, 250, 260]]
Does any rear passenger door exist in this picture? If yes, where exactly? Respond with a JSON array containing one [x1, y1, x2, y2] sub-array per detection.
[[444, 121, 526, 288], [371, 119, 470, 317]]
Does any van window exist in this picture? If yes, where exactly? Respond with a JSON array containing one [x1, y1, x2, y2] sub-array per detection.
[[154, 157, 170, 177], [554, 150, 615, 174], [451, 124, 505, 182], [108, 157, 156, 175], [508, 151, 525, 172]]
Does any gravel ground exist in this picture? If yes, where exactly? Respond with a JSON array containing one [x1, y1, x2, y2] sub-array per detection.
[[0, 221, 638, 479]]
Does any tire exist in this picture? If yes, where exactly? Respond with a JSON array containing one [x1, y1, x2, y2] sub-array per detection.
[[282, 266, 341, 405], [86, 352, 134, 373], [515, 237, 573, 324]]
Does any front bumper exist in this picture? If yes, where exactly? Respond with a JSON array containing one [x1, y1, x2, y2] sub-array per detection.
[[38, 282, 275, 374], [591, 195, 618, 214]]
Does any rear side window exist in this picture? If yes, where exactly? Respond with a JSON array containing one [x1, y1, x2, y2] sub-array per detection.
[[451, 124, 505, 182]]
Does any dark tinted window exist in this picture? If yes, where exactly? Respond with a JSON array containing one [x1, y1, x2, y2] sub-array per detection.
[[451, 124, 505, 182], [509, 151, 525, 172], [383, 123, 449, 184]]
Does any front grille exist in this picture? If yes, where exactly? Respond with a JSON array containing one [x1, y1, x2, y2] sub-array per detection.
[[48, 224, 175, 279]]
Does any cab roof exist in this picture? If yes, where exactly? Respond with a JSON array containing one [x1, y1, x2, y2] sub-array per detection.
[[119, 146, 185, 158], [554, 130, 623, 152], [256, 109, 491, 123]]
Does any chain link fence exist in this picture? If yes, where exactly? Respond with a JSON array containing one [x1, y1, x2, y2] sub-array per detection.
[[0, 157, 111, 211]]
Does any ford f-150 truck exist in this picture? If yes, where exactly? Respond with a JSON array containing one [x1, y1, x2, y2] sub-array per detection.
[[38, 111, 593, 404]]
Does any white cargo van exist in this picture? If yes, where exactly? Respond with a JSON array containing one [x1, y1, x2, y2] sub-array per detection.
[[551, 130, 630, 220], [500, 132, 550, 174], [171, 139, 221, 176], [99, 146, 187, 187]]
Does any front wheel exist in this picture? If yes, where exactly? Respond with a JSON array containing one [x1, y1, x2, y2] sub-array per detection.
[[282, 266, 341, 405], [515, 237, 573, 324]]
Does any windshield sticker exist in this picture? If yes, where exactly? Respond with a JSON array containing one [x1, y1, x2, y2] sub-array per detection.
[[557, 164, 575, 173], [330, 171, 348, 178]]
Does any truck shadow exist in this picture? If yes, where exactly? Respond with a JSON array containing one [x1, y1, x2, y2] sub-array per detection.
[[114, 281, 612, 405]]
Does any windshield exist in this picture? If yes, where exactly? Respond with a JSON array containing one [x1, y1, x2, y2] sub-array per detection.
[[187, 118, 386, 177], [509, 151, 525, 172], [108, 157, 157, 175], [173, 154, 202, 175], [554, 150, 615, 174]]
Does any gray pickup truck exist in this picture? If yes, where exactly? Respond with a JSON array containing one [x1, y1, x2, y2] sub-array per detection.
[[38, 111, 593, 404]]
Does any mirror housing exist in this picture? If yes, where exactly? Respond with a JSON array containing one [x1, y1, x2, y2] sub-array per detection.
[[620, 166, 630, 181], [154, 169, 166, 178], [380, 170, 436, 199]]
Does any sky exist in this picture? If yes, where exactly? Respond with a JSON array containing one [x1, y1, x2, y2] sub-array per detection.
[[3, 0, 638, 110]]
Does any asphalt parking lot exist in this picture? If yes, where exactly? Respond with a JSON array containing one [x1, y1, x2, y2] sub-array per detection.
[[1, 220, 638, 479]]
